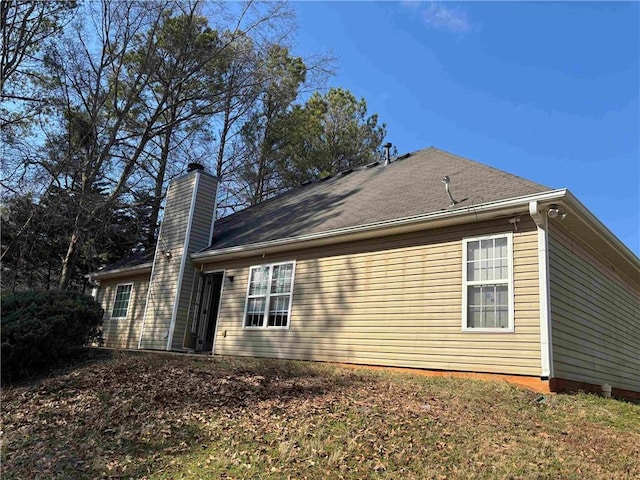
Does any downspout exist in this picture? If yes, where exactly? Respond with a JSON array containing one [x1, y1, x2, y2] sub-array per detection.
[[529, 201, 554, 379]]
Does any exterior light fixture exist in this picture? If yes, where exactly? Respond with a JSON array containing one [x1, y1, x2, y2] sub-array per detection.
[[163, 250, 172, 259], [547, 204, 560, 218], [547, 204, 567, 220]]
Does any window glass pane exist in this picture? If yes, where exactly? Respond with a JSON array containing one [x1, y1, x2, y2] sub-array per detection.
[[496, 307, 509, 328], [495, 285, 508, 306], [271, 263, 293, 294], [495, 237, 508, 259], [468, 285, 482, 306], [245, 297, 265, 327], [112, 285, 132, 318], [247, 297, 266, 313], [483, 308, 496, 328], [268, 295, 290, 327], [480, 260, 490, 281], [249, 267, 269, 296], [276, 295, 289, 312], [467, 241, 479, 261], [467, 238, 510, 283], [467, 283, 509, 328], [480, 239, 491, 260], [467, 306, 482, 328], [467, 262, 480, 282], [484, 285, 496, 306], [496, 258, 508, 280], [489, 259, 498, 281]]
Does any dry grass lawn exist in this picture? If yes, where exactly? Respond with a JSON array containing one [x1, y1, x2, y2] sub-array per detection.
[[1, 350, 639, 479]]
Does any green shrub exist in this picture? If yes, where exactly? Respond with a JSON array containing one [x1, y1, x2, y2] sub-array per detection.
[[1, 290, 103, 381]]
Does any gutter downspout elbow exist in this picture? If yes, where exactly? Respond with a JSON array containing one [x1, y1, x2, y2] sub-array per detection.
[[529, 200, 543, 226]]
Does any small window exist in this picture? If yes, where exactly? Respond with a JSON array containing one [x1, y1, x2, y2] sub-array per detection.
[[462, 234, 514, 331], [244, 262, 295, 328], [111, 284, 133, 318]]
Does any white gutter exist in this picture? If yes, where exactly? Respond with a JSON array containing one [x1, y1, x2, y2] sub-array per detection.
[[529, 201, 554, 379], [166, 172, 201, 351], [89, 262, 153, 281], [191, 189, 569, 262]]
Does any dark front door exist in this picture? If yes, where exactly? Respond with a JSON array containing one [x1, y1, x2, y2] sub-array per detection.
[[196, 272, 224, 352]]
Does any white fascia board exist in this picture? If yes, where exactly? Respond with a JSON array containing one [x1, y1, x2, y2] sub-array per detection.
[[88, 262, 153, 281], [191, 189, 569, 263]]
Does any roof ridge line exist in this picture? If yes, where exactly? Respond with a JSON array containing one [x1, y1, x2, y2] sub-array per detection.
[[429, 147, 551, 190]]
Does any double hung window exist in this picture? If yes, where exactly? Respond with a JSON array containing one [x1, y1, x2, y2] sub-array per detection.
[[111, 284, 133, 318], [244, 262, 295, 328], [463, 234, 514, 331]]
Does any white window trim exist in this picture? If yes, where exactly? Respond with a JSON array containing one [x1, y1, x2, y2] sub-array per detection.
[[110, 283, 133, 319], [462, 232, 515, 333], [242, 261, 296, 330]]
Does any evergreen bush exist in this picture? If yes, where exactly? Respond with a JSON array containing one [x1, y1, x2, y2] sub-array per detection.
[[1, 291, 103, 381]]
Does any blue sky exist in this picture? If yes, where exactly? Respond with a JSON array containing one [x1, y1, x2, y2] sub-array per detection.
[[292, 1, 639, 256]]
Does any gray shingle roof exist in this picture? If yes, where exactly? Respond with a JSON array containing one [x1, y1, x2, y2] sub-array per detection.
[[94, 248, 155, 274], [206, 147, 550, 251]]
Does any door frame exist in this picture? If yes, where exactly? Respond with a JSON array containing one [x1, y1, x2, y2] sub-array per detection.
[[202, 269, 225, 354], [184, 271, 205, 351]]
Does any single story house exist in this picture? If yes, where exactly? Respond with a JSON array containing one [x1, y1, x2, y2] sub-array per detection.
[[89, 147, 640, 398]]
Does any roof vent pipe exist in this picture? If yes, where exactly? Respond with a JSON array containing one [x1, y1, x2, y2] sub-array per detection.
[[442, 175, 458, 206], [383, 142, 392, 166]]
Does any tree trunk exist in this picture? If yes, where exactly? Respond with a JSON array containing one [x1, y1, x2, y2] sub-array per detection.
[[145, 120, 174, 247], [216, 95, 233, 178], [58, 228, 80, 291]]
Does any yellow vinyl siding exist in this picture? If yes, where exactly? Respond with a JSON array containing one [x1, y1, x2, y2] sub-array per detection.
[[549, 225, 640, 392], [188, 178, 217, 247], [206, 218, 541, 376], [139, 247, 185, 350], [139, 175, 195, 350], [171, 264, 199, 350], [171, 174, 217, 350], [139, 171, 218, 350], [98, 274, 150, 349]]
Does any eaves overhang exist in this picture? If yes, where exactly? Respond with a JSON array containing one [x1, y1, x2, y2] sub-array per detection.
[[191, 189, 570, 264], [88, 262, 153, 281], [562, 190, 639, 267], [540, 191, 640, 287]]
